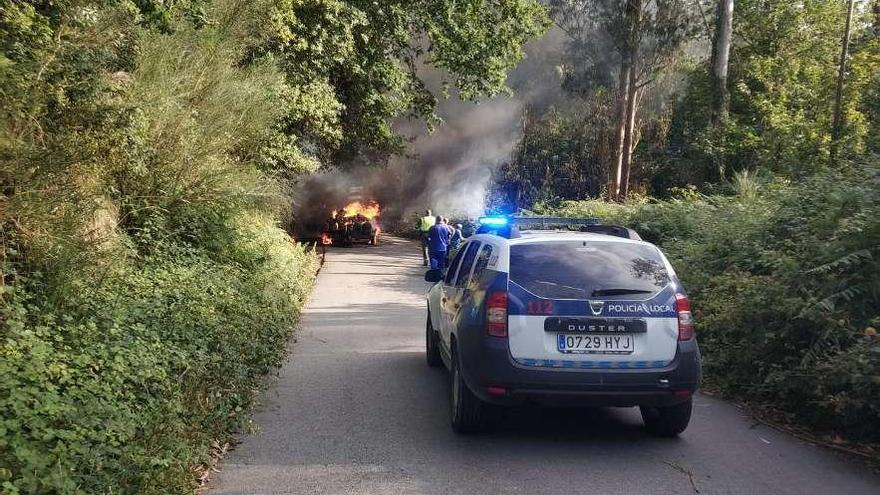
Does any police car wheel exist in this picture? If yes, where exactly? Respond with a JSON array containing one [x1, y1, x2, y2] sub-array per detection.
[[450, 349, 486, 434], [640, 399, 692, 437], [426, 313, 442, 367]]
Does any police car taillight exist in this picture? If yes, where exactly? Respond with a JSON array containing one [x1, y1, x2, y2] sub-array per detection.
[[675, 293, 695, 341], [486, 291, 508, 337]]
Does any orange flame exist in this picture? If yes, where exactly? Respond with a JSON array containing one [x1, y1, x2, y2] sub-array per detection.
[[341, 200, 381, 220]]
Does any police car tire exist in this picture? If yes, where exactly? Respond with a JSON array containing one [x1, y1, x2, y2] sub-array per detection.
[[450, 349, 486, 434], [640, 399, 692, 437], [426, 314, 442, 367]]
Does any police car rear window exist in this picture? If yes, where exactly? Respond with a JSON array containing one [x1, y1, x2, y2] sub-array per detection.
[[509, 241, 670, 299]]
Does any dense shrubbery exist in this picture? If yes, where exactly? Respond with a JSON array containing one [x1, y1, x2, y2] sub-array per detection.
[[1, 215, 317, 494], [539, 161, 880, 442], [0, 1, 320, 493]]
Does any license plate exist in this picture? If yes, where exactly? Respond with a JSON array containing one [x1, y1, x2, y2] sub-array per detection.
[[557, 334, 635, 354]]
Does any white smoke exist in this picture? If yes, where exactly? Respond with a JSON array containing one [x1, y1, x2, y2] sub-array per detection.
[[292, 27, 567, 229], [388, 26, 567, 220]]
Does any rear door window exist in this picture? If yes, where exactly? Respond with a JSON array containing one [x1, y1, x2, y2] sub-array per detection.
[[509, 241, 670, 299], [444, 246, 468, 285], [471, 244, 494, 283], [455, 241, 481, 288]]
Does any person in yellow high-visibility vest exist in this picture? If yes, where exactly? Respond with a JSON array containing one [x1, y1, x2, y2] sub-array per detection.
[[417, 209, 434, 266]]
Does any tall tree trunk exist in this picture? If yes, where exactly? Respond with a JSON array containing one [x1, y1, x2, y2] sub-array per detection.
[[831, 0, 855, 165], [610, 61, 630, 200], [618, 0, 642, 200], [711, 0, 734, 126], [874, 0, 880, 29], [620, 62, 639, 199]]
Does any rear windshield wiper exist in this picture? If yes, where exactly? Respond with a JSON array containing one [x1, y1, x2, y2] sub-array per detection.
[[532, 280, 587, 296], [590, 288, 654, 297]]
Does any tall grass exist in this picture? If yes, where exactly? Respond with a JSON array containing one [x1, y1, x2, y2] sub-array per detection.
[[1, 1, 319, 493]]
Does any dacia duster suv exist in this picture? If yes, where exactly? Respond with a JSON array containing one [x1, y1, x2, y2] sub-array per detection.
[[424, 217, 701, 435]]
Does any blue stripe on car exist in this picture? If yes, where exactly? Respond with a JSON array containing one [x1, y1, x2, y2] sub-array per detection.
[[515, 358, 672, 369]]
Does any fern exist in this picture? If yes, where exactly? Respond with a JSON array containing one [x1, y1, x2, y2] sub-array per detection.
[[806, 248, 876, 275]]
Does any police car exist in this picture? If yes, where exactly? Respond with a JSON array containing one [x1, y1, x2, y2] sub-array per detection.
[[424, 216, 701, 435]]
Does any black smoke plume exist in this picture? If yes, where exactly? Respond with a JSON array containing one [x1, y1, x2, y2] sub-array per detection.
[[292, 28, 566, 234]]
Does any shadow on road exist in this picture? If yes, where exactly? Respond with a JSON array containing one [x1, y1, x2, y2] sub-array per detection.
[[211, 235, 880, 495], [398, 351, 657, 447]]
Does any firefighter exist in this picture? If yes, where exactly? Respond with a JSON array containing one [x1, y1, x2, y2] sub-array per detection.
[[427, 216, 452, 270], [418, 209, 434, 266]]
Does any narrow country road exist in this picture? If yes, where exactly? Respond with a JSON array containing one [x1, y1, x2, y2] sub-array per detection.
[[210, 237, 879, 495]]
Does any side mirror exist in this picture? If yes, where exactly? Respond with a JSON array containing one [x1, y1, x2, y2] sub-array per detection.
[[424, 269, 443, 283]]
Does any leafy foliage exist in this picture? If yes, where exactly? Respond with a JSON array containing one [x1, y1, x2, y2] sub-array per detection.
[[497, 1, 880, 203], [491, 104, 613, 207], [654, 0, 880, 188], [1, 215, 317, 494], [0, 1, 318, 492], [261, 0, 550, 166], [1, 0, 547, 492]]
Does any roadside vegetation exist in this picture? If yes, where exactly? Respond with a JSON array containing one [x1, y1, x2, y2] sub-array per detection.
[[1, 0, 547, 493], [491, 1, 880, 446], [0, 2, 320, 493]]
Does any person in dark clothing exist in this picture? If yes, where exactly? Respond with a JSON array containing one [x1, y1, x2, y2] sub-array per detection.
[[449, 223, 463, 249], [441, 217, 454, 236], [427, 216, 452, 269]]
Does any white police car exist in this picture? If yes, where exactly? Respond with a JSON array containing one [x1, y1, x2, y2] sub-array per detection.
[[424, 216, 701, 435]]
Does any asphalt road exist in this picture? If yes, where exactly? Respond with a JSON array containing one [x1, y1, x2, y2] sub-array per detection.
[[210, 236, 879, 495]]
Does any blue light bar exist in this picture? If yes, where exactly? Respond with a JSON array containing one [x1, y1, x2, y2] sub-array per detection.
[[478, 216, 509, 226]]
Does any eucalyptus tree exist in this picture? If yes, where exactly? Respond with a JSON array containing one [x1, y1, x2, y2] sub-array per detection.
[[711, 0, 734, 126], [831, 0, 855, 164], [551, 0, 698, 199]]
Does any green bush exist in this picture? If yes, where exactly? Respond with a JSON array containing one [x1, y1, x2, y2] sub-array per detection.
[[1, 213, 317, 494], [1, 1, 319, 492], [541, 162, 880, 443]]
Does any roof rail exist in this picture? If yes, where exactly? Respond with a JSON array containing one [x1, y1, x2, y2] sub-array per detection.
[[510, 216, 601, 230], [577, 224, 642, 241]]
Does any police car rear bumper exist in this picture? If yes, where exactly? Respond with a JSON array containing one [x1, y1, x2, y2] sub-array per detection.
[[457, 334, 701, 407]]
